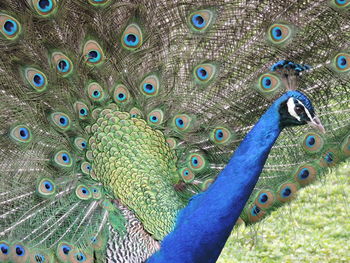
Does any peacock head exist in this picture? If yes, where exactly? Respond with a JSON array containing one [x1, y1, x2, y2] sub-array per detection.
[[278, 90, 325, 133]]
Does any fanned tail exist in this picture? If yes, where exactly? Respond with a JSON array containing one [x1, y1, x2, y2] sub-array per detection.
[[0, 0, 349, 262]]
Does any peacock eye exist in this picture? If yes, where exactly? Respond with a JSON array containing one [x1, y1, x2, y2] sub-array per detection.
[[113, 84, 130, 104], [180, 167, 195, 183], [3, 19, 18, 35], [34, 254, 45, 262], [87, 82, 105, 102], [83, 40, 104, 65], [256, 73, 281, 97], [188, 10, 214, 32], [15, 245, 25, 256], [50, 112, 71, 131], [173, 114, 192, 132], [129, 107, 142, 119], [38, 0, 53, 12], [81, 161, 92, 175], [294, 105, 303, 115], [1, 14, 21, 40], [122, 23, 143, 50], [299, 168, 310, 179], [196, 67, 208, 80], [150, 116, 158, 122], [33, 0, 57, 16], [124, 34, 139, 47], [37, 178, 56, 197], [144, 83, 155, 94], [267, 23, 293, 45], [247, 203, 267, 223], [333, 52, 350, 72], [53, 150, 73, 168], [44, 181, 53, 190], [147, 109, 164, 125], [75, 252, 86, 262], [194, 63, 216, 84], [254, 190, 274, 209], [188, 153, 207, 171], [10, 125, 32, 143], [75, 185, 92, 200], [259, 193, 268, 204], [88, 50, 101, 63], [140, 75, 160, 97], [25, 68, 48, 92], [62, 245, 71, 255], [294, 164, 317, 186], [0, 242, 10, 255], [333, 0, 350, 8], [251, 205, 261, 216], [58, 59, 69, 72]]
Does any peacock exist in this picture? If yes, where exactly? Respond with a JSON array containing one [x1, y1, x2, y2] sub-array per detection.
[[0, 0, 349, 262]]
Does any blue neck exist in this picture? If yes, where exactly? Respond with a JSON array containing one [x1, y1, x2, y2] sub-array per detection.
[[148, 97, 285, 263]]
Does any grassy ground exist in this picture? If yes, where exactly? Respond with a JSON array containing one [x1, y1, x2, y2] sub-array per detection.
[[218, 162, 350, 263]]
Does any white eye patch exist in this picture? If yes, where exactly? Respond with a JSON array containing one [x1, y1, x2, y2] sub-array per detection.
[[287, 98, 300, 121], [286, 98, 313, 121]]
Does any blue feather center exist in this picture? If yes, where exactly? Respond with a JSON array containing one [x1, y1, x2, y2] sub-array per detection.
[[337, 55, 347, 69], [124, 34, 139, 47], [19, 127, 29, 139], [61, 153, 70, 163], [196, 67, 208, 80], [15, 245, 25, 256], [57, 59, 70, 73], [191, 157, 199, 166], [38, 0, 53, 12], [298, 168, 310, 180], [43, 181, 54, 191], [33, 73, 45, 87], [0, 244, 9, 255], [75, 252, 86, 262], [324, 152, 334, 163], [306, 135, 316, 147], [59, 116, 68, 126], [3, 19, 17, 35], [281, 187, 292, 197], [175, 118, 184, 128], [192, 14, 206, 28], [92, 90, 101, 98], [262, 76, 272, 89], [81, 187, 89, 195], [336, 0, 347, 4], [35, 254, 45, 262], [117, 93, 126, 101], [251, 205, 261, 216], [87, 50, 101, 63], [143, 83, 155, 94], [62, 245, 71, 255], [258, 193, 268, 204], [79, 108, 88, 116], [215, 129, 224, 140], [271, 26, 283, 40], [150, 115, 158, 123]]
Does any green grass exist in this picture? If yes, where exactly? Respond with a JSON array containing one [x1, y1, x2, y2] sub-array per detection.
[[218, 163, 350, 263]]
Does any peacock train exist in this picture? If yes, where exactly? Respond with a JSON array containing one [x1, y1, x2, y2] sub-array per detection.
[[0, 0, 349, 262]]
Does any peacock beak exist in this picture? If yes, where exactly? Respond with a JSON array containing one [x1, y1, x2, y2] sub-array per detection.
[[307, 116, 325, 134]]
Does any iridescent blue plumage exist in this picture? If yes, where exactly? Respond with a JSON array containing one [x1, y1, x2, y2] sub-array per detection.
[[148, 91, 319, 263], [271, 60, 311, 74]]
